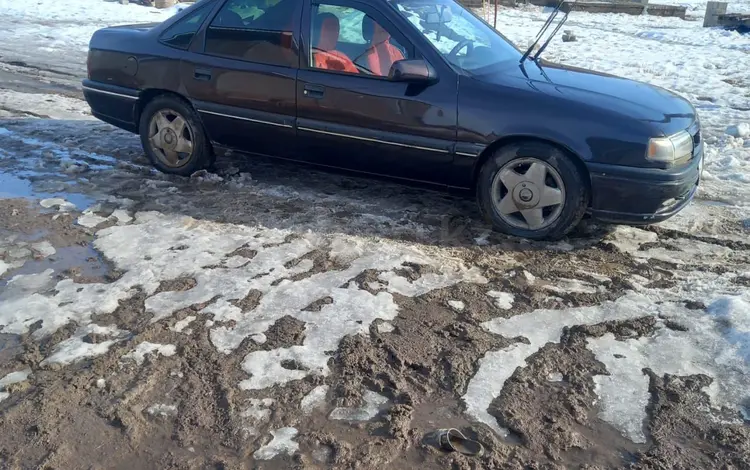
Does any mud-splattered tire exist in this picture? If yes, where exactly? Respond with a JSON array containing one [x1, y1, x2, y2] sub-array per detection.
[[138, 95, 212, 176], [477, 141, 589, 241]]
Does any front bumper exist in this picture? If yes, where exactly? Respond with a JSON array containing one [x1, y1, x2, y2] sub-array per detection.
[[587, 146, 703, 225]]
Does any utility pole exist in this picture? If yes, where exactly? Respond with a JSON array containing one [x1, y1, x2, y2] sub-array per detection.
[[494, 0, 498, 28]]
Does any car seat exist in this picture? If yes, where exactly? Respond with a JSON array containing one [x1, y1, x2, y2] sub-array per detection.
[[312, 13, 358, 74], [360, 15, 404, 76]]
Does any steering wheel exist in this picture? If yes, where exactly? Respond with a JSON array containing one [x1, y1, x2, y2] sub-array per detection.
[[447, 39, 475, 61]]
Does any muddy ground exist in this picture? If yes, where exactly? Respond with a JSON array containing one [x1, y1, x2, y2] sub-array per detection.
[[0, 72, 749, 469]]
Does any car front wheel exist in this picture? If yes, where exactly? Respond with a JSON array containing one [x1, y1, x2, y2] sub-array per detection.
[[139, 95, 212, 176], [477, 142, 589, 240]]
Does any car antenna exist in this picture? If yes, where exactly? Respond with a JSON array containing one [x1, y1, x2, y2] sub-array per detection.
[[520, 0, 569, 63]]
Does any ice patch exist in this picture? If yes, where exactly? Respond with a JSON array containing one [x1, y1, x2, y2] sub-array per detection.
[[31, 241, 56, 258], [543, 278, 599, 295], [0, 90, 94, 120], [487, 290, 514, 310], [726, 123, 750, 138], [250, 333, 267, 344], [378, 267, 486, 297], [635, 238, 734, 266], [8, 247, 31, 259], [253, 427, 299, 460], [448, 300, 465, 311], [589, 340, 652, 443], [146, 404, 178, 418], [122, 342, 176, 366], [465, 291, 750, 442], [77, 209, 109, 229], [110, 209, 133, 225], [224, 256, 250, 268], [547, 372, 564, 382], [0, 260, 9, 276], [463, 294, 658, 436], [377, 322, 395, 333], [41, 324, 129, 366], [237, 285, 399, 390], [301, 385, 329, 415], [242, 398, 275, 428], [367, 281, 386, 291], [605, 226, 658, 255], [329, 390, 388, 421], [170, 316, 196, 333], [40, 198, 76, 212], [0, 369, 31, 390], [1, 212, 484, 392]]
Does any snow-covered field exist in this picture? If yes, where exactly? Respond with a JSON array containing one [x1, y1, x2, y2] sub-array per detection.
[[0, 0, 749, 468], [0, 0, 188, 77]]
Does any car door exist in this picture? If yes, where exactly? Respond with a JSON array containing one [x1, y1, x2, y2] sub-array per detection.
[[296, 0, 458, 185], [181, 0, 302, 158]]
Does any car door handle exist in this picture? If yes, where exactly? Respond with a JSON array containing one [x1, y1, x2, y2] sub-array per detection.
[[303, 84, 325, 99], [194, 68, 212, 81]]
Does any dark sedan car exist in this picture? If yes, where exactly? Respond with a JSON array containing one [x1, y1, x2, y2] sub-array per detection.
[[83, 0, 704, 240]]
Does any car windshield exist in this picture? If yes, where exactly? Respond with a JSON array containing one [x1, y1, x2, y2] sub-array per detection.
[[390, 0, 520, 72]]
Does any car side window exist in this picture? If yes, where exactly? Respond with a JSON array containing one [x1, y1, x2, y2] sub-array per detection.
[[204, 0, 300, 67], [310, 2, 413, 77], [159, 2, 212, 50]]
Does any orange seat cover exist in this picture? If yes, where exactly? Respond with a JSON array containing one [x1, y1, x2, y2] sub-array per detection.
[[313, 14, 358, 74]]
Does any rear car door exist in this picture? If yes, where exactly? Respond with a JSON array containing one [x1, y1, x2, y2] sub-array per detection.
[[181, 0, 302, 158], [296, 0, 458, 185]]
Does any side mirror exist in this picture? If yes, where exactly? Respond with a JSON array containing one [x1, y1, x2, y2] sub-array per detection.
[[388, 59, 438, 84]]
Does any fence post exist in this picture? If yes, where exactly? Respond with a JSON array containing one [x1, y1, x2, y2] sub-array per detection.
[[704, 1, 728, 27]]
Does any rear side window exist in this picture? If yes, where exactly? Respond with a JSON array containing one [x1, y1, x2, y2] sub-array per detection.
[[159, 3, 212, 49], [204, 0, 301, 67]]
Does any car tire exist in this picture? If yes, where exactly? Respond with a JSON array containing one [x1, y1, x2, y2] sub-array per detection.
[[138, 95, 212, 176], [476, 141, 589, 241]]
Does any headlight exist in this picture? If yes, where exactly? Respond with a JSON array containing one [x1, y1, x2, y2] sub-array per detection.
[[647, 130, 693, 164]]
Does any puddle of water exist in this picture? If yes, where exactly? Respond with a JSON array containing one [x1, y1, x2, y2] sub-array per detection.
[[0, 171, 94, 209], [7, 243, 110, 283]]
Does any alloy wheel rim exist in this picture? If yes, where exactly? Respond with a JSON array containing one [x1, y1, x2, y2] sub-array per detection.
[[148, 109, 194, 168], [490, 157, 566, 231]]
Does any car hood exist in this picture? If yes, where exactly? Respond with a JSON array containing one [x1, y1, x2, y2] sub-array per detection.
[[475, 60, 696, 134]]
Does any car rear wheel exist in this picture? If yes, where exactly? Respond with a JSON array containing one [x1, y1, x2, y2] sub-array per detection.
[[139, 95, 212, 176], [477, 142, 589, 240]]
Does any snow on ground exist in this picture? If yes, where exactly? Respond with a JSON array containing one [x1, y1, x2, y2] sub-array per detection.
[[464, 289, 750, 441], [0, 90, 93, 120], [0, 369, 31, 402], [253, 427, 300, 460], [300, 385, 329, 415], [146, 403, 178, 417], [0, 209, 485, 385], [0, 0, 186, 76], [121, 342, 177, 365], [40, 324, 130, 366], [486, 290, 514, 309]]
